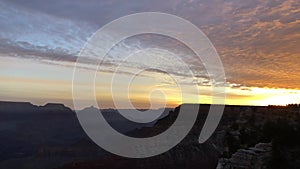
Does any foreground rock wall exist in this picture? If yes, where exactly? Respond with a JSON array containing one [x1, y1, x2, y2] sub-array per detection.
[[217, 143, 272, 169]]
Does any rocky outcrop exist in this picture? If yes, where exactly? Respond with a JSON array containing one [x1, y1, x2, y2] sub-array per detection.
[[58, 104, 220, 169], [217, 143, 272, 169], [0, 101, 37, 113], [0, 101, 104, 169]]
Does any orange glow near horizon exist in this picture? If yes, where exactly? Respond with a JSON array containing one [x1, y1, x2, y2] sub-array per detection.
[[1, 57, 300, 109], [1, 76, 300, 109]]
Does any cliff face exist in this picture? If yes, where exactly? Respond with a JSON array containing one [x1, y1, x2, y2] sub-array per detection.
[[58, 104, 220, 169], [1, 101, 299, 169], [217, 143, 272, 169], [0, 101, 37, 113], [2, 102, 207, 169], [0, 101, 104, 169]]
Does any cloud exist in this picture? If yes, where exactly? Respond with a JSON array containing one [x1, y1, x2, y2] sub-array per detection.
[[0, 1, 95, 52], [196, 0, 300, 89], [0, 0, 299, 90], [0, 39, 77, 62]]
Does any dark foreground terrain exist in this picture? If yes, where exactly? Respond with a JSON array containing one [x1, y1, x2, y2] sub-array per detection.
[[0, 101, 300, 169]]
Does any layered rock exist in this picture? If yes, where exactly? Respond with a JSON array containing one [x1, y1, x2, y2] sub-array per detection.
[[217, 143, 272, 169], [58, 104, 220, 169]]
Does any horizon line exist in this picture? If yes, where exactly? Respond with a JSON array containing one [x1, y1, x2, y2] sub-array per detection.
[[0, 100, 298, 111]]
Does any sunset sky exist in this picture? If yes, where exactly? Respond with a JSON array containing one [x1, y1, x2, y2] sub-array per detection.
[[0, 0, 299, 109]]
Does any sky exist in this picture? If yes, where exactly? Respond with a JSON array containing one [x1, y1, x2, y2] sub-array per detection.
[[0, 0, 299, 109]]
